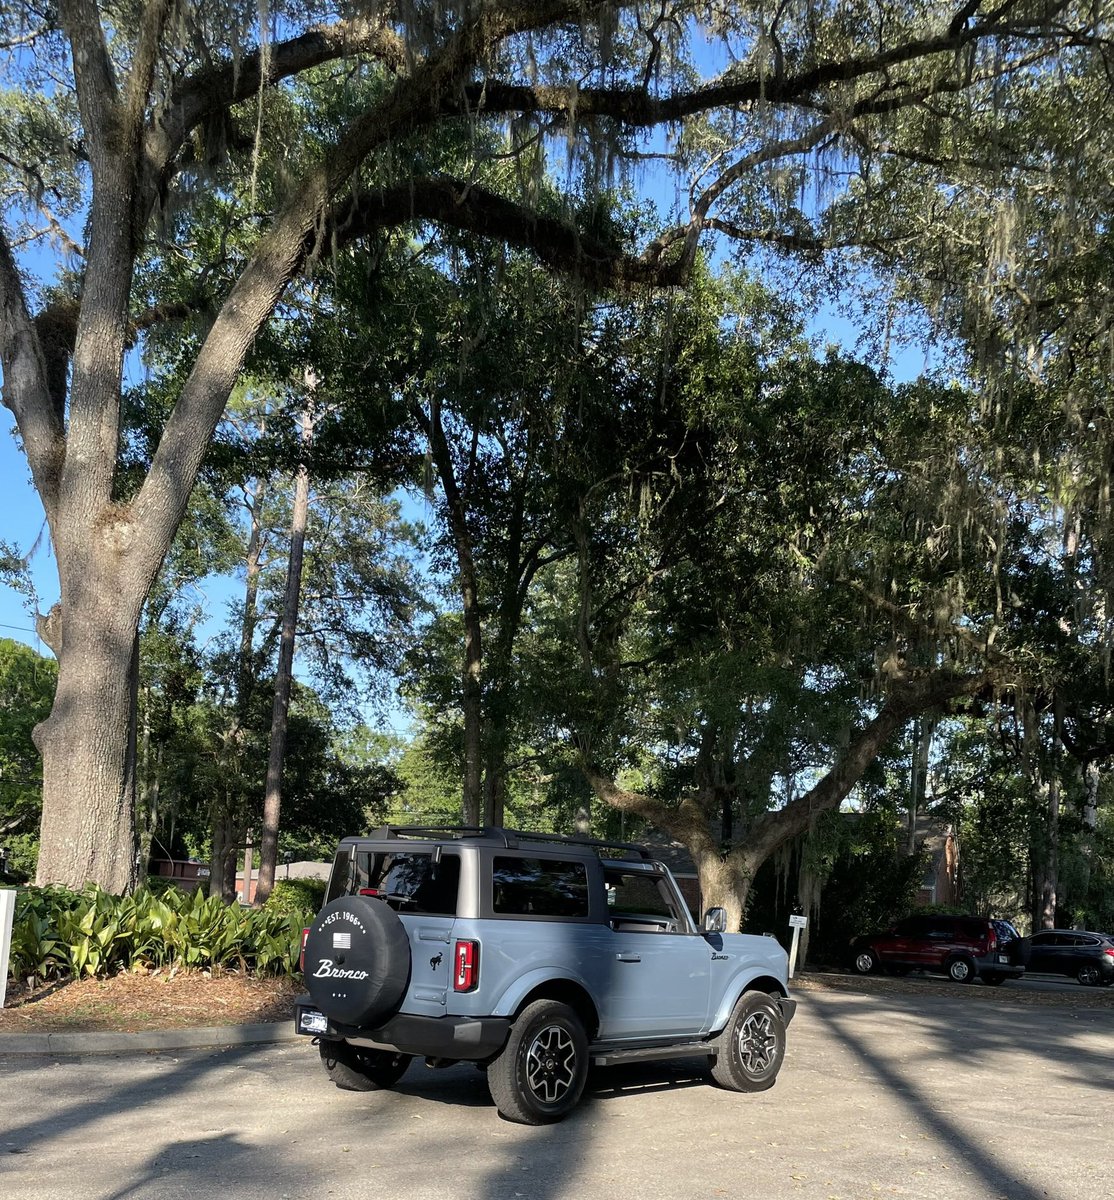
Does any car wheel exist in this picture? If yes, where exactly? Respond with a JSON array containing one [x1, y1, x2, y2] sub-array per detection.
[[1077, 964, 1102, 987], [302, 894, 412, 1026], [318, 1040, 413, 1091], [982, 972, 1005, 986], [946, 955, 976, 983], [852, 948, 878, 975], [486, 999, 589, 1125], [710, 991, 786, 1093]]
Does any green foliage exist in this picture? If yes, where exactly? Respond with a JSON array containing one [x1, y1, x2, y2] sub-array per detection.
[[266, 878, 326, 916], [799, 846, 929, 966], [0, 638, 57, 869], [6, 885, 314, 985]]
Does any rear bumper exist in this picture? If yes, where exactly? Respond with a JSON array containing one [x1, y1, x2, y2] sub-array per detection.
[[974, 954, 1025, 979], [294, 996, 510, 1061]]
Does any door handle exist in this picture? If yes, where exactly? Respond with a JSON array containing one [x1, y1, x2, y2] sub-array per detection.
[[616, 952, 642, 963]]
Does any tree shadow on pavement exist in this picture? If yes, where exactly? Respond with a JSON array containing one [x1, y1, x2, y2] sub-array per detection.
[[805, 991, 1106, 1200]]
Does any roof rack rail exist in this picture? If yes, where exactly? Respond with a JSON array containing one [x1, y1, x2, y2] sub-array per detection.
[[360, 825, 651, 860], [504, 829, 652, 861]]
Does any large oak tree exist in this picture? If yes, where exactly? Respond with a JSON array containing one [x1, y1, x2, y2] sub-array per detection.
[[0, 0, 1105, 888]]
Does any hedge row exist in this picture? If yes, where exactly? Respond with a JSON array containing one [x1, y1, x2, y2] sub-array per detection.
[[5, 882, 321, 985]]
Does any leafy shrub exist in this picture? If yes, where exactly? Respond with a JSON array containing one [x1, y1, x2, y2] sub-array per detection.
[[266, 878, 326, 916], [5, 884, 316, 986]]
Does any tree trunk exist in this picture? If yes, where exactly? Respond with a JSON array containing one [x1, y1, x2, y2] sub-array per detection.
[[418, 399, 483, 824], [256, 404, 313, 905], [209, 476, 266, 901], [33, 597, 144, 891], [694, 850, 755, 931]]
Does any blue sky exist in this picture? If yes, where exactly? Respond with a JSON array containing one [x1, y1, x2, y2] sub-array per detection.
[[0, 415, 56, 650]]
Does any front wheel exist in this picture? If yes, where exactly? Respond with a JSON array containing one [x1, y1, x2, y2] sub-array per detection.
[[319, 1041, 412, 1092], [946, 956, 976, 984], [852, 948, 878, 975], [486, 999, 589, 1125], [711, 991, 786, 1093]]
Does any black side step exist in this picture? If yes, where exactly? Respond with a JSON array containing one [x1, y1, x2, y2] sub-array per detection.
[[591, 1040, 716, 1068]]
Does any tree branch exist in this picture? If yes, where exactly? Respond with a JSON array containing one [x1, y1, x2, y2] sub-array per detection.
[[329, 176, 687, 287], [59, 0, 119, 154], [0, 225, 64, 522], [456, 1, 1074, 127]]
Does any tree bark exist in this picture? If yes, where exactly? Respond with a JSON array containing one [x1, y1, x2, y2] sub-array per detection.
[[33, 594, 145, 891], [256, 404, 313, 905]]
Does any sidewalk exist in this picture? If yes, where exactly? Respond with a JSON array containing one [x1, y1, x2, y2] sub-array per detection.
[[0, 1020, 300, 1056]]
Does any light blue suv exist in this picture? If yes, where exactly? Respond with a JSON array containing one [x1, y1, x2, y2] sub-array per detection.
[[295, 826, 796, 1124]]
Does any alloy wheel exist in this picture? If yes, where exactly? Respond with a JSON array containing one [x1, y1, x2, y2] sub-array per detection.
[[525, 1024, 577, 1105], [736, 1010, 778, 1075]]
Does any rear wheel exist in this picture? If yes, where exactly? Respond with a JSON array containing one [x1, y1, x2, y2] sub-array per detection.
[[318, 1041, 413, 1091], [711, 991, 786, 1093], [486, 999, 588, 1125], [1077, 964, 1102, 987], [982, 972, 1005, 986]]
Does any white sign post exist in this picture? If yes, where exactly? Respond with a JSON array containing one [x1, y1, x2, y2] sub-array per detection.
[[787, 913, 808, 980], [0, 889, 15, 1009]]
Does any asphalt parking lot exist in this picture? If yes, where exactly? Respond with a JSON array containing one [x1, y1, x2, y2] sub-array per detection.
[[1, 984, 1110, 1200]]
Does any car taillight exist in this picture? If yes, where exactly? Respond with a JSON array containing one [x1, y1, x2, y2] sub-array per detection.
[[987, 930, 997, 952], [454, 939, 479, 991], [1104, 947, 1114, 959], [299, 927, 310, 974]]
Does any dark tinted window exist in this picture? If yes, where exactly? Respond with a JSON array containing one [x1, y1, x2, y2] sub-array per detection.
[[328, 848, 459, 915], [492, 857, 589, 917], [1029, 932, 1054, 946]]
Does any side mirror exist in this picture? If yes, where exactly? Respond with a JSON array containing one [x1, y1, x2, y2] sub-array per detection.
[[702, 907, 727, 934]]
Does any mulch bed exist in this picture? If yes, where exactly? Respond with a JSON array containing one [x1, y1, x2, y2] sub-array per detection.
[[0, 971, 301, 1033]]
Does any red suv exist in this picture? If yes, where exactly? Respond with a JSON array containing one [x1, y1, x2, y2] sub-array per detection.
[[850, 914, 1028, 985]]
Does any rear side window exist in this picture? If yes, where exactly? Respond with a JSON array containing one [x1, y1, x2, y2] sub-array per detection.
[[327, 849, 460, 915], [492, 857, 589, 917]]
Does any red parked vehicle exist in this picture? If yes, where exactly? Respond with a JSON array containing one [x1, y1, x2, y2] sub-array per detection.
[[850, 914, 1028, 985]]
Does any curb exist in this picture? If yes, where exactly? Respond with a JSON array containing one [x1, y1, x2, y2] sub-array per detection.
[[0, 1021, 300, 1056]]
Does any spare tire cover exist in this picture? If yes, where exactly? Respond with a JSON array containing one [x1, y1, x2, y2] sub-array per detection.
[[304, 895, 412, 1027]]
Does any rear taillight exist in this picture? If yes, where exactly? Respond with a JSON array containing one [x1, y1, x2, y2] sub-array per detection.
[[1103, 947, 1114, 959], [987, 930, 997, 952], [454, 939, 479, 991], [299, 927, 310, 974]]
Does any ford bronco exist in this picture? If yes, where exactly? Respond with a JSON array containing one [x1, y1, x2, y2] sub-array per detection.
[[295, 826, 796, 1124]]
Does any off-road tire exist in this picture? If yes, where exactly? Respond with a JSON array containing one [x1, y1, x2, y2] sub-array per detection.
[[486, 999, 589, 1125], [303, 894, 411, 1026], [710, 991, 786, 1093], [319, 1040, 412, 1091]]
